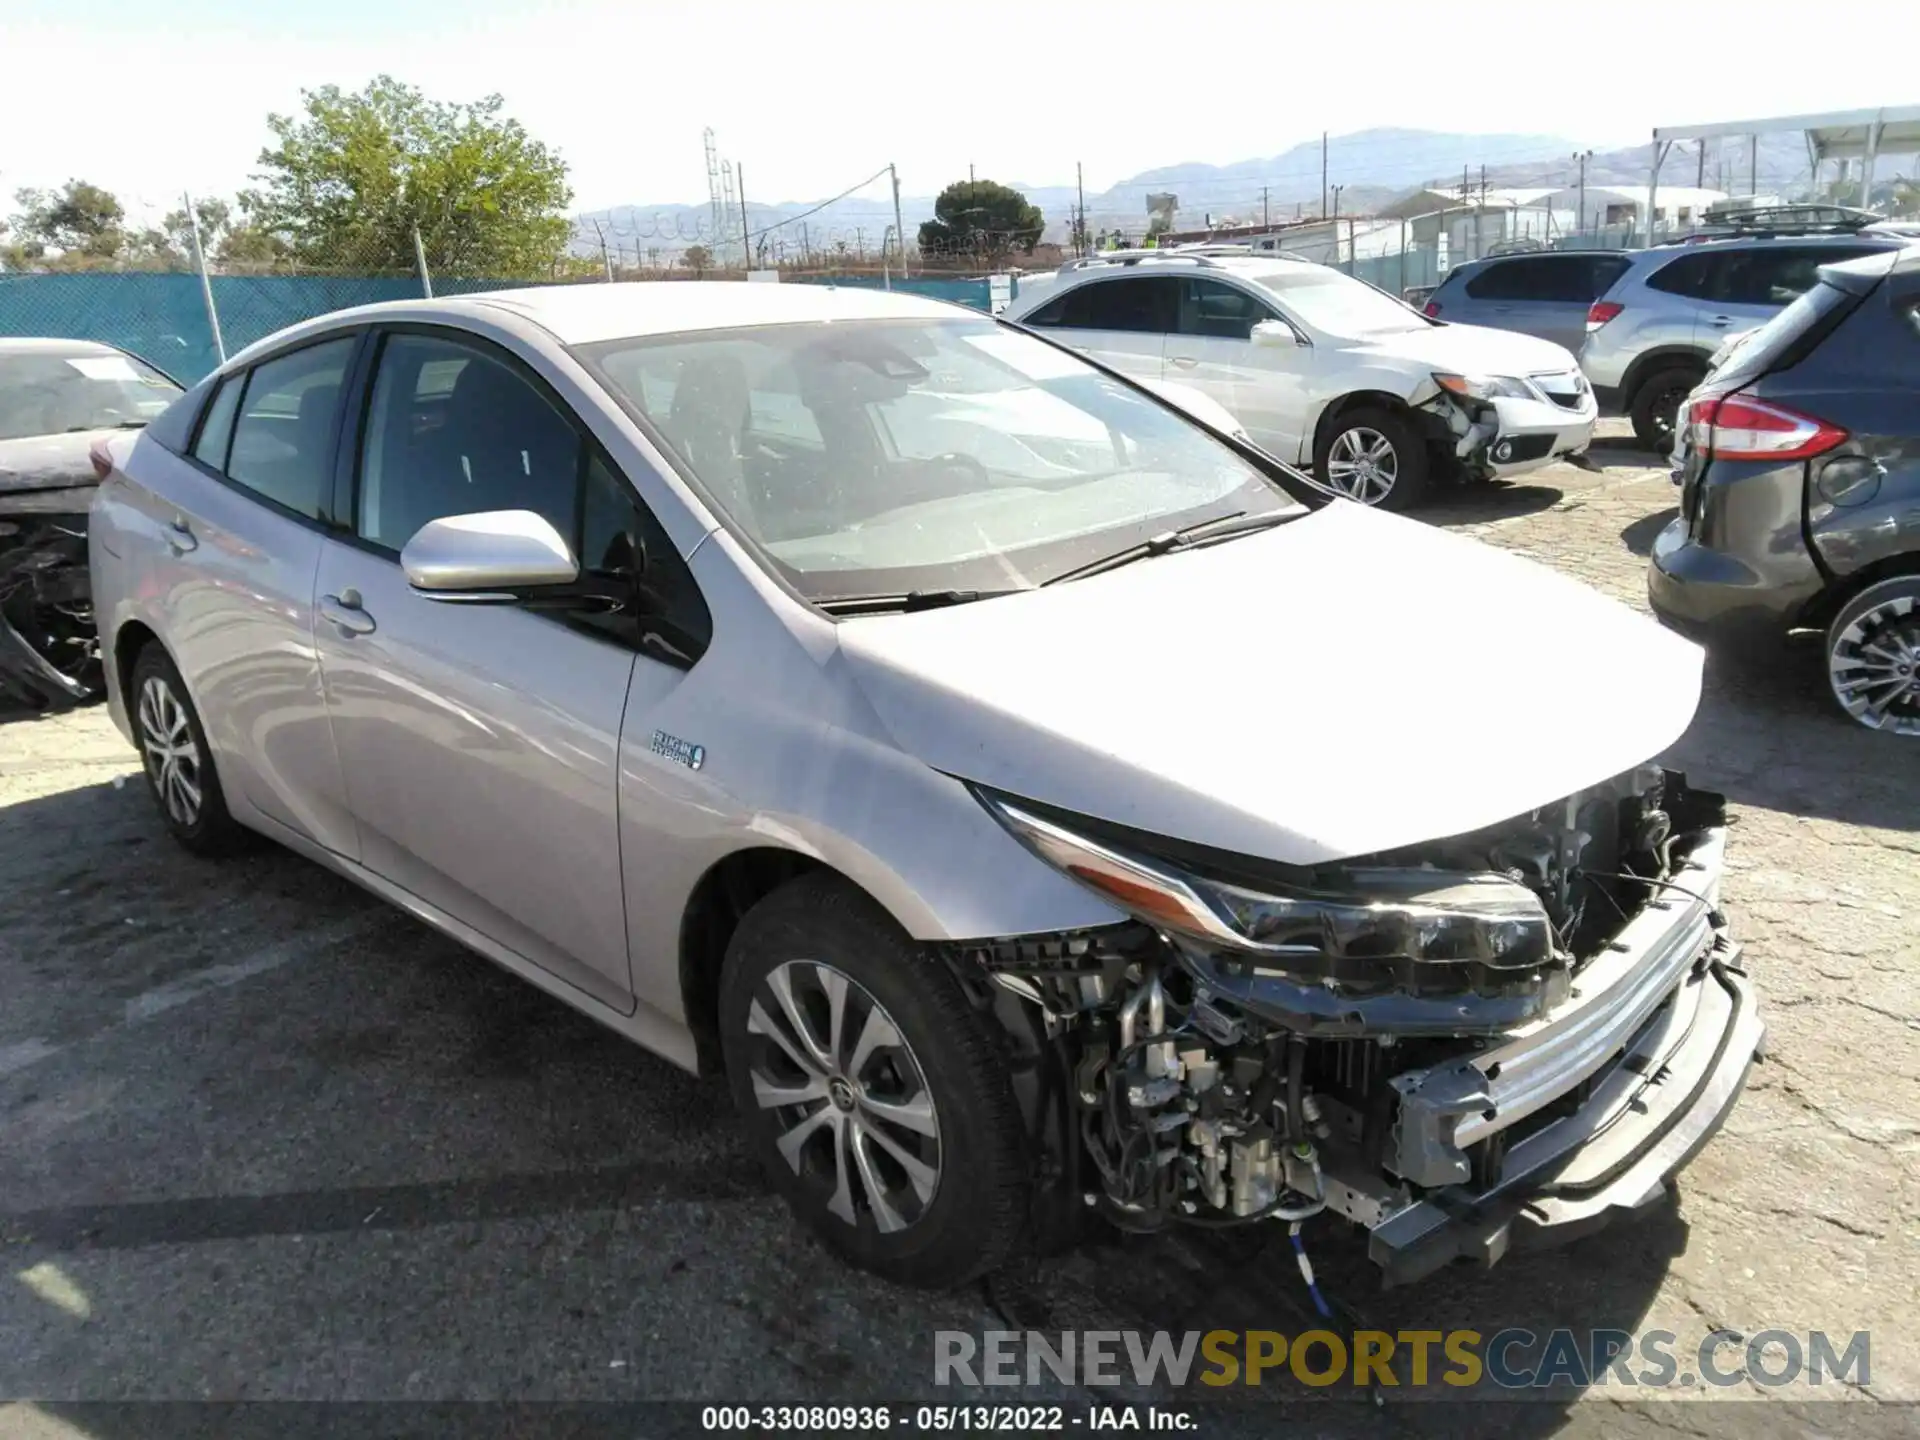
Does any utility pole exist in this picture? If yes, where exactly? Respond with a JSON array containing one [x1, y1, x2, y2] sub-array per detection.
[[1262, 186, 1269, 230], [738, 164, 751, 272], [1077, 161, 1087, 257], [593, 219, 613, 282], [1575, 150, 1591, 231], [1321, 131, 1329, 218], [1330, 184, 1344, 261], [890, 163, 907, 275], [1696, 140, 1706, 188], [1749, 134, 1758, 198], [856, 226, 866, 261]]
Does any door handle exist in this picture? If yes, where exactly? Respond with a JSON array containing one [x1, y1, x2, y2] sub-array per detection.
[[1707, 315, 1736, 328], [320, 590, 376, 637], [165, 517, 197, 554], [1169, 355, 1199, 368]]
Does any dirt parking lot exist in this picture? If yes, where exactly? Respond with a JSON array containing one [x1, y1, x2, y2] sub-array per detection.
[[2, 424, 1915, 1436]]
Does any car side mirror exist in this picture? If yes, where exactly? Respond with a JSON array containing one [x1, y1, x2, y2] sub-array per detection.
[[1251, 319, 1305, 348], [401, 510, 580, 600]]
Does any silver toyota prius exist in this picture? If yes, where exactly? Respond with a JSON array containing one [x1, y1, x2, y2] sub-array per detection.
[[90, 283, 1763, 1288]]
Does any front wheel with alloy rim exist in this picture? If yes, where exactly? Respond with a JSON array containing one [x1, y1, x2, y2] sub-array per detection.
[[1314, 405, 1429, 510], [128, 645, 248, 854], [719, 873, 1029, 1288], [1826, 576, 1920, 736]]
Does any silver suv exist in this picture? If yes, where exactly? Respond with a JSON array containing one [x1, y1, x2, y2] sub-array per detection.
[[1580, 234, 1901, 451]]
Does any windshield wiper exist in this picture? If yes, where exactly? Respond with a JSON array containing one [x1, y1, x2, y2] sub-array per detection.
[[1041, 509, 1295, 586], [815, 587, 1026, 616]]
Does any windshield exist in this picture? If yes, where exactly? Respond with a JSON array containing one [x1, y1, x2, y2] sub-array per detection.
[[1250, 267, 1430, 338], [0, 349, 181, 442], [578, 317, 1299, 603]]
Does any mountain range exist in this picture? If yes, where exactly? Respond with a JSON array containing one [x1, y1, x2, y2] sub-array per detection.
[[575, 127, 1827, 259]]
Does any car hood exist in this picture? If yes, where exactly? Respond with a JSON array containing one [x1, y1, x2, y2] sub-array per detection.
[[836, 501, 1703, 866], [1356, 322, 1580, 376], [0, 430, 109, 496]]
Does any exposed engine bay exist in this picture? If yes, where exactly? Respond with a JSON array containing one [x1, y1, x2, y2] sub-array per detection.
[[957, 768, 1746, 1281], [0, 507, 100, 711]]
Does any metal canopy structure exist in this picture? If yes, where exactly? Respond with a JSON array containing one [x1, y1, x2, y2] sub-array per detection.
[[1641, 105, 1920, 243]]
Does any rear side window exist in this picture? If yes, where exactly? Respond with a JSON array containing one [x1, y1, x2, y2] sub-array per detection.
[[1046, 277, 1178, 333], [1644, 251, 1720, 300], [1465, 256, 1607, 303], [224, 339, 355, 519], [191, 375, 243, 470]]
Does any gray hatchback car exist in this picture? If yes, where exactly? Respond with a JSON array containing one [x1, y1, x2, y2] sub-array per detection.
[[88, 283, 1762, 1289], [1581, 233, 1903, 451], [1650, 245, 1920, 735], [1422, 250, 1633, 353]]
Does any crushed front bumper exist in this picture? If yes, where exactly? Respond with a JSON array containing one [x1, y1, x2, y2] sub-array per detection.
[[1439, 386, 1597, 480], [1360, 826, 1765, 1285]]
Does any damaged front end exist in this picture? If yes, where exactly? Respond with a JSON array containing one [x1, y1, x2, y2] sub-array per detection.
[[962, 768, 1762, 1285]]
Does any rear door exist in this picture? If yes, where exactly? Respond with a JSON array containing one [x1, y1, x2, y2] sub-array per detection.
[[1461, 255, 1626, 350], [1163, 277, 1308, 458], [1697, 245, 1883, 344], [135, 335, 362, 856], [1018, 276, 1175, 380]]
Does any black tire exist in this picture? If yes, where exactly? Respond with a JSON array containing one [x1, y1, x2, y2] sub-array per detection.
[[1314, 404, 1430, 511], [1824, 575, 1920, 736], [127, 644, 249, 855], [719, 873, 1029, 1288], [1629, 365, 1703, 454]]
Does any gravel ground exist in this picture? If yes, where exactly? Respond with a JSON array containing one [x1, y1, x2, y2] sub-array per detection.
[[1, 424, 1915, 1436]]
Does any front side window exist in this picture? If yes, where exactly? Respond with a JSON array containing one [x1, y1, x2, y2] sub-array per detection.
[[580, 317, 1299, 605], [191, 374, 243, 470], [1177, 279, 1275, 339], [0, 348, 180, 443], [225, 338, 355, 519], [357, 333, 580, 552]]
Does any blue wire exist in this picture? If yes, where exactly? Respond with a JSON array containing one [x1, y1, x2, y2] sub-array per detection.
[[1291, 1228, 1333, 1319]]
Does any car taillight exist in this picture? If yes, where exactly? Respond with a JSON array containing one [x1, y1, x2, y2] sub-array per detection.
[[1585, 300, 1623, 331], [1423, 300, 1442, 317], [1687, 394, 1847, 462], [89, 439, 114, 480]]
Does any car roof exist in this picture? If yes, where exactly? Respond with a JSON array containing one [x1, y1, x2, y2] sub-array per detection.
[[0, 336, 124, 357], [462, 281, 968, 345], [1628, 233, 1902, 267]]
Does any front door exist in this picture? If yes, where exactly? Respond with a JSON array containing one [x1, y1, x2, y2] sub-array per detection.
[[312, 329, 643, 1010], [1164, 278, 1311, 461]]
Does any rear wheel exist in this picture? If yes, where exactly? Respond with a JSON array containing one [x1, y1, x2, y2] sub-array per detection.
[[129, 644, 249, 854], [1314, 405, 1430, 511], [719, 874, 1029, 1288], [1825, 576, 1920, 736], [1629, 365, 1703, 454]]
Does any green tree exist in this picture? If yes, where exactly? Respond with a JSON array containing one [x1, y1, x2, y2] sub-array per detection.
[[682, 243, 713, 275], [7, 181, 127, 265], [243, 76, 573, 276], [917, 179, 1043, 260]]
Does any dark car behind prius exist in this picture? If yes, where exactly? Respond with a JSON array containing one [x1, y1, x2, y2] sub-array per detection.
[[1650, 245, 1920, 735]]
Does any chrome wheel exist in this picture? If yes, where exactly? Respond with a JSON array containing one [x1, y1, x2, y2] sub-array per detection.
[[1325, 425, 1399, 504], [1829, 590, 1920, 736], [746, 959, 941, 1234], [138, 674, 204, 825]]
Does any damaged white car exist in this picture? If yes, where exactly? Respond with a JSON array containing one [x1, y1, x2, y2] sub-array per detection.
[[1, 337, 182, 709], [1004, 250, 1597, 510], [91, 284, 1758, 1290]]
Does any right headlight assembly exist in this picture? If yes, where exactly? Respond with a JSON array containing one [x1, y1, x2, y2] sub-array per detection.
[[1434, 372, 1536, 403], [975, 790, 1553, 979]]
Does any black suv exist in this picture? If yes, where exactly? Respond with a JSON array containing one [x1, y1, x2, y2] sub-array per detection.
[[1649, 244, 1920, 736]]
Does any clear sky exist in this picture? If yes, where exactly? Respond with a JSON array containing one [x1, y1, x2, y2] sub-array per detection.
[[4, 0, 1911, 216]]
